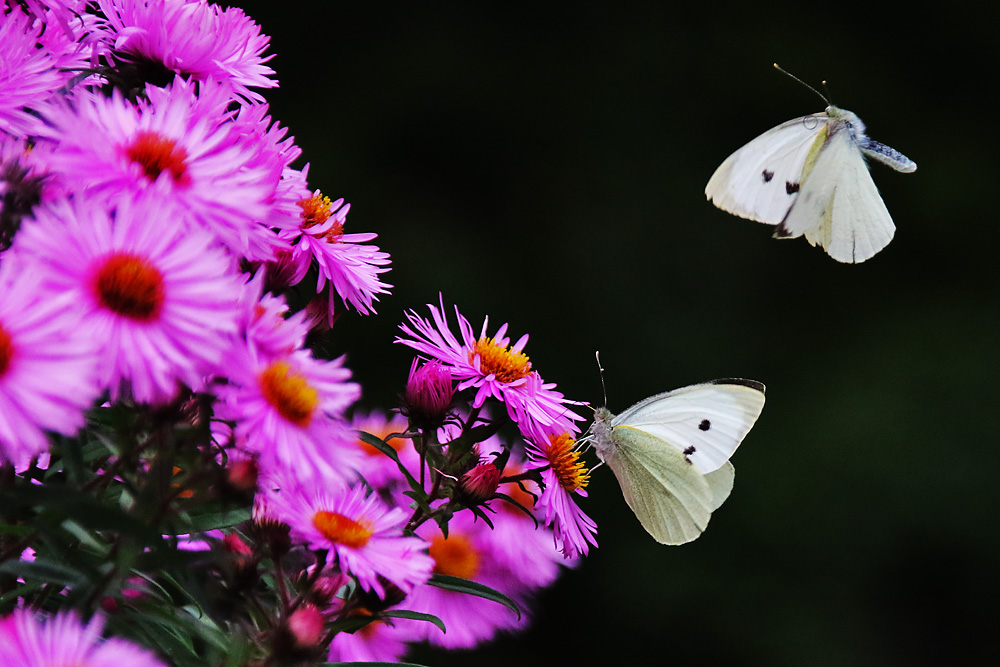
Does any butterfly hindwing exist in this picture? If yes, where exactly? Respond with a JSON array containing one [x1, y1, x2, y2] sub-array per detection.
[[776, 127, 895, 263], [608, 425, 715, 545], [705, 113, 830, 224], [612, 380, 766, 475]]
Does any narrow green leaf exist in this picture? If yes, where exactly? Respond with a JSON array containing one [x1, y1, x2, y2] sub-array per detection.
[[358, 431, 421, 489], [0, 558, 87, 588], [327, 615, 377, 634], [180, 508, 252, 533], [381, 609, 446, 634], [428, 574, 520, 619]]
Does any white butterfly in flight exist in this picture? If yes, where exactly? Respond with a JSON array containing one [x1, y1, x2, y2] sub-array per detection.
[[705, 66, 916, 263], [585, 379, 765, 545]]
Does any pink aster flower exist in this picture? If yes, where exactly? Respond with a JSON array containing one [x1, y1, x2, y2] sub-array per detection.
[[402, 511, 540, 649], [36, 78, 282, 260], [8, 191, 242, 403], [397, 296, 583, 438], [215, 343, 362, 482], [525, 429, 598, 559], [16, 1, 91, 40], [93, 0, 277, 104], [264, 479, 434, 598], [327, 616, 414, 664], [280, 194, 391, 321], [0, 609, 167, 667], [0, 263, 100, 465], [235, 272, 311, 361], [0, 6, 77, 136]]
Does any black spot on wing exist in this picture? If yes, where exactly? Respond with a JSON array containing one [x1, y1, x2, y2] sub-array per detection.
[[785, 181, 800, 195], [683, 446, 696, 464], [698, 419, 711, 431], [762, 169, 774, 183]]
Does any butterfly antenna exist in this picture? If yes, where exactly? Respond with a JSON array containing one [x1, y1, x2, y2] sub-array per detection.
[[820, 79, 835, 105], [595, 351, 608, 407], [773, 63, 829, 105]]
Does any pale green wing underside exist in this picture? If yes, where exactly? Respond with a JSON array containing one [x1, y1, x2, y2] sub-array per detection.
[[608, 425, 733, 545]]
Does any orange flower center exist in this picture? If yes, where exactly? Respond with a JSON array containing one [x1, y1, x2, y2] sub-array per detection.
[[312, 510, 374, 548], [469, 336, 531, 383], [259, 361, 319, 427], [94, 253, 165, 321], [546, 433, 590, 492], [429, 533, 479, 579], [123, 130, 189, 184], [298, 193, 343, 241], [0, 324, 13, 378]]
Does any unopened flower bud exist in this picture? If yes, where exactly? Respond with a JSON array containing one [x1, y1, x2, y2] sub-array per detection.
[[457, 461, 502, 505], [402, 359, 454, 430], [222, 532, 254, 569], [288, 604, 324, 648], [226, 457, 258, 493]]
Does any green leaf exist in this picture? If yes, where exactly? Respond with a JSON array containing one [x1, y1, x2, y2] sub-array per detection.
[[381, 609, 446, 634], [493, 492, 538, 527], [0, 557, 88, 588], [357, 431, 422, 490], [179, 507, 251, 533], [428, 574, 521, 619], [0, 524, 34, 537], [327, 614, 377, 634]]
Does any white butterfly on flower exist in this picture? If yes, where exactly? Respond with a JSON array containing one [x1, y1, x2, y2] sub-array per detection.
[[705, 65, 916, 263], [585, 378, 765, 545]]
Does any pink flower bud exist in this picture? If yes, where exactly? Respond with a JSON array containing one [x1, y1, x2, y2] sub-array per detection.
[[226, 457, 258, 493], [288, 604, 324, 648], [222, 532, 254, 568], [402, 359, 454, 429], [457, 461, 502, 504]]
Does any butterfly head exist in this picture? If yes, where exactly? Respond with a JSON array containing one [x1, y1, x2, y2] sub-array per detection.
[[826, 106, 869, 143], [587, 406, 616, 460]]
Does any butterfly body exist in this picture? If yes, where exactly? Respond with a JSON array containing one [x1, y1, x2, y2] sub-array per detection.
[[588, 379, 765, 545], [706, 105, 916, 263]]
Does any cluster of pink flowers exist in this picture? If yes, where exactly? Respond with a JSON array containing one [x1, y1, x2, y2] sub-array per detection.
[[0, 1, 598, 664], [0, 0, 389, 470]]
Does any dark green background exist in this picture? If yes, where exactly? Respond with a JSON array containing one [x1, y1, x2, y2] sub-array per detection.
[[237, 2, 997, 664]]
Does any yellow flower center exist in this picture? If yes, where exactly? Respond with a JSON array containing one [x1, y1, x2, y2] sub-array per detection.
[[93, 252, 165, 321], [259, 361, 319, 427], [428, 533, 479, 579], [123, 130, 189, 184], [0, 323, 13, 378], [546, 433, 590, 492], [298, 193, 343, 241], [312, 510, 374, 548], [469, 336, 531, 383]]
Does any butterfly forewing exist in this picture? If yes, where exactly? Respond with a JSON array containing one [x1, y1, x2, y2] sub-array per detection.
[[705, 114, 830, 224], [611, 381, 766, 475], [609, 425, 716, 545]]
